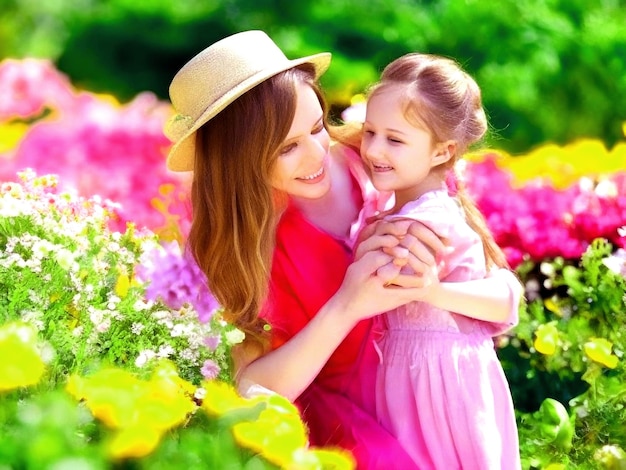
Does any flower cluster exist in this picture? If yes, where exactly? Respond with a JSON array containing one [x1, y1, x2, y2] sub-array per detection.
[[463, 152, 626, 267], [0, 57, 190, 239], [0, 169, 239, 385]]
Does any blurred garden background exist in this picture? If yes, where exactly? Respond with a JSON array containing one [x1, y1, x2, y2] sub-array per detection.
[[1, 1, 626, 469]]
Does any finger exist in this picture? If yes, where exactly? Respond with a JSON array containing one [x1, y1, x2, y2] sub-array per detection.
[[376, 262, 402, 284], [372, 218, 414, 238], [354, 219, 379, 245], [352, 249, 395, 276], [382, 245, 410, 259], [405, 221, 447, 255], [400, 234, 437, 267], [389, 272, 435, 289], [355, 233, 402, 261]]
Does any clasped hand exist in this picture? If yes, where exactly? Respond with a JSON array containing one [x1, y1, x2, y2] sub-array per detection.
[[337, 219, 447, 323]]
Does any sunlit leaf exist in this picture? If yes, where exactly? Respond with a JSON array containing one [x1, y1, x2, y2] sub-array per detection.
[[0, 322, 46, 391], [534, 322, 559, 355], [584, 338, 619, 369], [109, 425, 162, 459]]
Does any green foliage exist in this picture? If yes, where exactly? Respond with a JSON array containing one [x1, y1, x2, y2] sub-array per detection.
[[0, 324, 355, 469], [504, 239, 626, 468], [2, 0, 625, 153]]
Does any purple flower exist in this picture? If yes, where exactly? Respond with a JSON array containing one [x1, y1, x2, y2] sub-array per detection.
[[137, 241, 221, 322], [204, 335, 221, 351], [201, 359, 220, 380]]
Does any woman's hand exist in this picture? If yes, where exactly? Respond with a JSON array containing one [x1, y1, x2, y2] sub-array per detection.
[[331, 248, 430, 324], [354, 218, 445, 287]]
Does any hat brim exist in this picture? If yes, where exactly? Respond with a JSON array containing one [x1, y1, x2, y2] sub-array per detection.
[[165, 52, 331, 172]]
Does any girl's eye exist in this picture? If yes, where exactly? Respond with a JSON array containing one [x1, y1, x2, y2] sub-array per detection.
[[388, 137, 403, 144]]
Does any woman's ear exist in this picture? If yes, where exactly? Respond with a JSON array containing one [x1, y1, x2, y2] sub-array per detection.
[[431, 140, 456, 167]]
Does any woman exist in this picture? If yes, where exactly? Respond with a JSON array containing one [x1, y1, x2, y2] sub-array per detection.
[[164, 30, 522, 469]]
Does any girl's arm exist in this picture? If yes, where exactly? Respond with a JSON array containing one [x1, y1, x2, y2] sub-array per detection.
[[358, 219, 523, 324], [420, 269, 523, 324]]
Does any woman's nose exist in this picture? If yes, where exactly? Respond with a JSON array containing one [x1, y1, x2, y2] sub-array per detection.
[[306, 133, 329, 159]]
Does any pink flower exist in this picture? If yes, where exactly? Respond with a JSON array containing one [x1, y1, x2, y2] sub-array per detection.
[[0, 58, 74, 121], [201, 359, 220, 380]]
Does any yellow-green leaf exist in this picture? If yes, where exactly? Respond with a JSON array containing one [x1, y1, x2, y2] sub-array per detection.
[[0, 322, 46, 391], [109, 426, 162, 460], [534, 323, 559, 356], [584, 338, 619, 369], [115, 271, 131, 298]]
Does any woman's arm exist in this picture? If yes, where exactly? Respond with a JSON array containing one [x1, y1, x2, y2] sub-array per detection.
[[235, 248, 439, 401]]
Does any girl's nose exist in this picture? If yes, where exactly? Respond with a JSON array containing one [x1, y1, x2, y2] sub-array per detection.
[[362, 137, 381, 160]]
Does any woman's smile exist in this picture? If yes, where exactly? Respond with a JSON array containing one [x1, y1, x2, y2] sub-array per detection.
[[297, 166, 325, 182]]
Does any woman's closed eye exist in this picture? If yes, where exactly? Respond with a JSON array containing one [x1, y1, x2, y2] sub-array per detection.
[[312, 122, 325, 135], [279, 143, 297, 155]]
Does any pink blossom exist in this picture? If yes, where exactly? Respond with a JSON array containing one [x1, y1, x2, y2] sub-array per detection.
[[0, 58, 75, 121], [201, 359, 220, 380]]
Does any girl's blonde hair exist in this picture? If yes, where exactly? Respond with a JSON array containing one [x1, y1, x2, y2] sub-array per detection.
[[368, 53, 508, 269], [188, 64, 327, 346]]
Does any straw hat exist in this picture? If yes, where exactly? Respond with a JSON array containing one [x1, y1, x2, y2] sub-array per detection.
[[164, 30, 332, 172]]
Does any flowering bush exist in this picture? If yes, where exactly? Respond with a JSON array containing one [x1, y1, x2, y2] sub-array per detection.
[[463, 153, 626, 267], [0, 169, 237, 385], [505, 235, 626, 468], [0, 57, 190, 240], [3, 58, 626, 470]]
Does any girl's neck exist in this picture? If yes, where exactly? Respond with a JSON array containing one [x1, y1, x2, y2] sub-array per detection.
[[392, 178, 448, 213]]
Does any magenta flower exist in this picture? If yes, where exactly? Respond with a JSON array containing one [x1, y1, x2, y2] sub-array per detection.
[[0, 58, 192, 236], [0, 58, 74, 120], [464, 154, 626, 267]]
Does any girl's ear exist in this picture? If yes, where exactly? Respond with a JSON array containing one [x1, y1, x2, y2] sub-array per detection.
[[431, 140, 456, 167]]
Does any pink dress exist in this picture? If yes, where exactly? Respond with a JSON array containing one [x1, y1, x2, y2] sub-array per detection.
[[373, 189, 521, 469]]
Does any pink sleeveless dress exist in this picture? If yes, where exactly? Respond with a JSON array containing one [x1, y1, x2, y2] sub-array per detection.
[[373, 190, 521, 469]]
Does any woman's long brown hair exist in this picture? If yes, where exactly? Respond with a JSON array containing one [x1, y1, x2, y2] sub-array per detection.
[[187, 64, 326, 346]]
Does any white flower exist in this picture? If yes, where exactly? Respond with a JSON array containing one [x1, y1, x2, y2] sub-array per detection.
[[133, 299, 152, 311], [594, 179, 618, 198], [131, 322, 145, 335], [157, 344, 175, 358], [55, 248, 76, 272], [170, 323, 191, 338], [225, 329, 245, 345], [602, 249, 626, 278], [96, 318, 111, 333], [135, 349, 156, 367], [89, 309, 104, 326]]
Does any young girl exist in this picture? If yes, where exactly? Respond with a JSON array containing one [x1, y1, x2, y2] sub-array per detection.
[[359, 53, 521, 469]]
